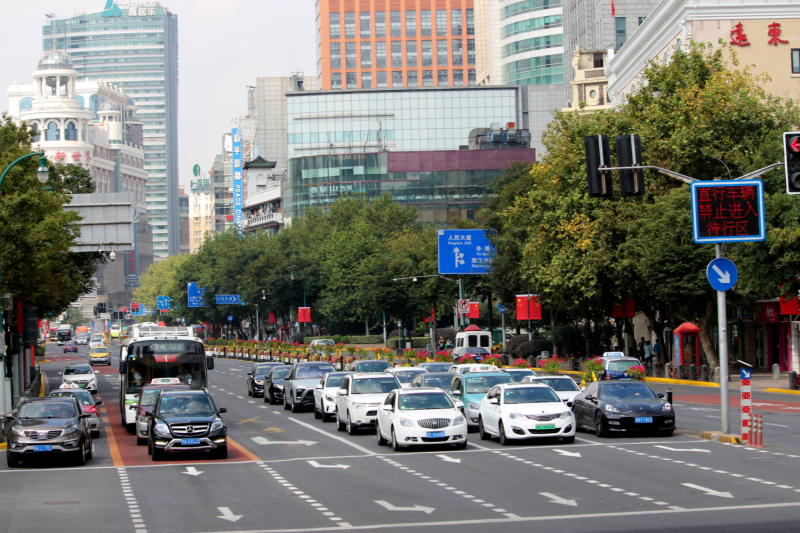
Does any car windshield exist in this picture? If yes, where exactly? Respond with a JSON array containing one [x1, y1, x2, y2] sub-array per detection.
[[64, 366, 93, 375], [464, 374, 514, 394], [506, 369, 534, 381], [534, 378, 580, 392], [504, 387, 560, 404], [421, 376, 452, 389], [19, 402, 77, 418], [393, 370, 426, 383], [608, 360, 640, 373], [296, 365, 334, 379], [159, 395, 216, 417], [50, 391, 93, 406], [90, 348, 107, 354], [254, 365, 275, 376], [326, 375, 346, 388], [140, 390, 161, 406], [599, 383, 656, 401], [315, 340, 335, 346], [420, 363, 452, 372], [398, 392, 454, 410], [352, 377, 400, 394], [357, 361, 391, 373], [271, 367, 290, 379]]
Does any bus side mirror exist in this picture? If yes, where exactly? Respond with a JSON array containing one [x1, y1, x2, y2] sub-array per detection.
[[207, 357, 215, 370]]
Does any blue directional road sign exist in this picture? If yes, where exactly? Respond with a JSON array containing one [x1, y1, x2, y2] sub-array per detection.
[[707, 258, 738, 292], [227, 315, 234, 322], [497, 303, 507, 314], [438, 229, 495, 275], [156, 296, 171, 309], [216, 294, 241, 305], [187, 283, 206, 308]]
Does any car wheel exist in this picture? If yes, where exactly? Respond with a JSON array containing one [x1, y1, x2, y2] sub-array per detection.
[[126, 423, 136, 435], [377, 426, 387, 445], [265, 392, 271, 404], [152, 446, 162, 461], [346, 412, 357, 435], [391, 427, 402, 452], [336, 409, 346, 432], [75, 440, 87, 466], [6, 453, 19, 468], [322, 410, 332, 422], [85, 440, 93, 460], [498, 422, 509, 446], [247, 388, 252, 397], [291, 399, 301, 413], [594, 412, 607, 438], [284, 397, 292, 410], [215, 446, 228, 459], [136, 436, 147, 446], [314, 403, 322, 419], [562, 435, 576, 444], [92, 429, 100, 439], [478, 417, 491, 440], [455, 439, 468, 450]]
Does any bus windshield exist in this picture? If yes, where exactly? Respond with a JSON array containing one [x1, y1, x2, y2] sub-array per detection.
[[57, 331, 72, 342], [125, 341, 207, 393]]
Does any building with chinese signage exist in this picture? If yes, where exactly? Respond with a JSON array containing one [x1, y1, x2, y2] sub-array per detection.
[[189, 190, 215, 254], [42, 1, 180, 259]]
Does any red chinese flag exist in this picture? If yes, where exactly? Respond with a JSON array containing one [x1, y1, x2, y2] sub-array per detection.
[[469, 303, 480, 319], [611, 300, 624, 318], [298, 307, 311, 323], [268, 312, 276, 324], [780, 296, 800, 315], [611, 0, 616, 16], [624, 298, 636, 318], [516, 295, 541, 320]]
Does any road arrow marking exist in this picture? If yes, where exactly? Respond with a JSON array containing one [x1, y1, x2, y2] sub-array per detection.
[[553, 448, 581, 457], [682, 483, 734, 498], [655, 445, 711, 453], [436, 454, 461, 463], [307, 460, 349, 469], [711, 264, 731, 284], [251, 436, 316, 446], [216, 507, 243, 522], [182, 466, 203, 476], [539, 492, 577, 506], [375, 500, 435, 514]]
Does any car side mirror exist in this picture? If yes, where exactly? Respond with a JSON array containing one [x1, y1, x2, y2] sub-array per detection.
[[454, 400, 464, 409], [566, 401, 573, 408], [381, 404, 393, 412], [584, 394, 594, 401], [451, 390, 461, 396], [95, 370, 99, 374], [337, 389, 347, 396], [5, 413, 14, 420], [489, 398, 499, 405], [207, 357, 215, 370], [218, 407, 227, 414], [247, 372, 253, 376], [657, 393, 665, 398], [315, 384, 323, 389], [562, 398, 569, 402], [80, 413, 91, 419], [95, 399, 103, 405], [58, 372, 62, 376]]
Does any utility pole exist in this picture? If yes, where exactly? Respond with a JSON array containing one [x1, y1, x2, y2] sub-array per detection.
[[716, 243, 730, 434]]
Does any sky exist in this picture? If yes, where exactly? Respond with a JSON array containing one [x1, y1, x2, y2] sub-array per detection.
[[0, 0, 317, 188]]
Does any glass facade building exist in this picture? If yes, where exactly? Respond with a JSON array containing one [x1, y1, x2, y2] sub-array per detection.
[[42, 2, 179, 258]]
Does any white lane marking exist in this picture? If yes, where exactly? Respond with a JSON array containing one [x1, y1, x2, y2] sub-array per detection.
[[553, 449, 581, 457], [539, 492, 577, 506], [307, 460, 349, 469], [259, 464, 351, 527], [251, 436, 317, 446], [654, 446, 711, 453], [118, 468, 148, 532], [375, 500, 435, 514], [216, 507, 243, 522], [183, 467, 203, 476], [437, 454, 461, 463], [682, 483, 734, 499], [287, 416, 376, 456]]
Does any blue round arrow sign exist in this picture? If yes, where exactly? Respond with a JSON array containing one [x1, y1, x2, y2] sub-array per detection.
[[227, 315, 234, 322], [706, 258, 738, 292]]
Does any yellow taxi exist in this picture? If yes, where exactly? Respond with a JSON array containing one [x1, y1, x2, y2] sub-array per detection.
[[88, 346, 111, 366]]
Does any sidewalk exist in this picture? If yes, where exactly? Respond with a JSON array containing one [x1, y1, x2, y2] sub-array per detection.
[[725, 372, 800, 395]]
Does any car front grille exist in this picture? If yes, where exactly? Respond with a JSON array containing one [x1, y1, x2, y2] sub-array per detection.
[[529, 427, 560, 434], [23, 430, 63, 440], [170, 423, 209, 436], [417, 418, 451, 429], [421, 436, 450, 443], [525, 414, 557, 422]]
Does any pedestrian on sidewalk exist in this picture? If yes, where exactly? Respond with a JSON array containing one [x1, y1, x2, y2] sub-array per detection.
[[643, 341, 653, 371], [653, 338, 663, 364], [637, 337, 645, 360]]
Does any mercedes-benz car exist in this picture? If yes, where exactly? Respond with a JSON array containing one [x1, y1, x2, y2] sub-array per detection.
[[263, 365, 291, 405], [147, 390, 228, 460], [247, 362, 285, 398], [284, 362, 335, 413]]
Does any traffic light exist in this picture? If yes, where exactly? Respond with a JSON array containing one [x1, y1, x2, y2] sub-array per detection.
[[616, 134, 644, 197], [783, 132, 800, 194], [584, 135, 612, 198], [97, 302, 107, 314], [132, 302, 140, 312], [112, 311, 120, 320]]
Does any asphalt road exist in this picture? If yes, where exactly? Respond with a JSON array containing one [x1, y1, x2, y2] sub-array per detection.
[[1, 342, 799, 533]]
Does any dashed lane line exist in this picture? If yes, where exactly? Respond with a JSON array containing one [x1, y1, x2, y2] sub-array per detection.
[[118, 467, 148, 532]]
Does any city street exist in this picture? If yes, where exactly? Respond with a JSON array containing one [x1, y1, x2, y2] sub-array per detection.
[[0, 342, 798, 533]]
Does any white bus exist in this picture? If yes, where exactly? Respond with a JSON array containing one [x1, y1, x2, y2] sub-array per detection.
[[117, 326, 213, 433]]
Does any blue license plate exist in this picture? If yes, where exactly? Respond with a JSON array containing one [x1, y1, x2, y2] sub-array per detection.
[[635, 417, 653, 424], [33, 445, 53, 452], [427, 431, 446, 438], [181, 438, 201, 445]]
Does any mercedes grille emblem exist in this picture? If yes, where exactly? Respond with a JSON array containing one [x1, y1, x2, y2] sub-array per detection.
[[186, 425, 194, 434]]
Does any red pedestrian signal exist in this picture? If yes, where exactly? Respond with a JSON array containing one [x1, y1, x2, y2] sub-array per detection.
[[784, 132, 800, 194]]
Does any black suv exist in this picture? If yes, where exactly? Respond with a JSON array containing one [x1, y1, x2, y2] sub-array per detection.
[[147, 390, 228, 460], [283, 362, 335, 413]]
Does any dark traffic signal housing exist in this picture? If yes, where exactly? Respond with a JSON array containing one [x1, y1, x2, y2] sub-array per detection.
[[616, 134, 644, 197], [584, 135, 612, 198], [784, 132, 800, 194]]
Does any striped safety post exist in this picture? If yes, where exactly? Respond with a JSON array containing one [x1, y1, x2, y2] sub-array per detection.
[[740, 367, 752, 445], [757, 414, 763, 448]]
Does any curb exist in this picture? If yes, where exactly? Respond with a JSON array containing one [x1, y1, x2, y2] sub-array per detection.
[[700, 430, 743, 444], [645, 377, 719, 387], [763, 387, 800, 396], [0, 443, 6, 451]]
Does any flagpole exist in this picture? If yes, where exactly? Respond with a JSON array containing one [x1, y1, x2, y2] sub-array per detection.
[[528, 293, 532, 341]]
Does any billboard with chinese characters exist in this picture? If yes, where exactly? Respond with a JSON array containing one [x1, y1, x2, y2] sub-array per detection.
[[690, 180, 765, 244], [232, 127, 244, 232]]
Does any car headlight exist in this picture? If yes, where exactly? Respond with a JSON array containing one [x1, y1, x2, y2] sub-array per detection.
[[352, 403, 370, 410], [508, 413, 527, 420], [605, 404, 621, 414], [325, 395, 335, 402], [453, 415, 466, 425], [11, 426, 26, 436], [65, 424, 80, 434], [210, 419, 225, 432], [468, 402, 481, 411], [274, 384, 283, 390], [559, 411, 572, 419], [662, 402, 672, 412], [154, 422, 170, 436], [254, 379, 264, 385], [399, 417, 417, 428]]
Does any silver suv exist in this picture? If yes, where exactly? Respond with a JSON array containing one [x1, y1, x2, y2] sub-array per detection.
[[5, 397, 93, 467]]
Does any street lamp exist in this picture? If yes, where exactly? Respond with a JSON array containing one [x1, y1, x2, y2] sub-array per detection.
[[36, 156, 50, 184], [393, 274, 465, 331]]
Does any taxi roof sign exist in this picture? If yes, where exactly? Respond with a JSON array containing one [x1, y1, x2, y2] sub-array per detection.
[[151, 378, 181, 384], [601, 351, 626, 358]]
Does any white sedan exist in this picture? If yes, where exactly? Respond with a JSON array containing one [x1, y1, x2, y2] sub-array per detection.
[[478, 383, 576, 445], [314, 372, 351, 421], [376, 387, 467, 451], [384, 367, 428, 388], [521, 375, 582, 403], [335, 373, 401, 435]]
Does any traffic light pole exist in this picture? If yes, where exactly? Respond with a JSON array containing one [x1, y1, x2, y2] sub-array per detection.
[[716, 243, 730, 435]]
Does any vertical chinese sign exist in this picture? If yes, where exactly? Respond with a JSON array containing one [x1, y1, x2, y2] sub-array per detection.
[[690, 180, 765, 244], [232, 127, 244, 233]]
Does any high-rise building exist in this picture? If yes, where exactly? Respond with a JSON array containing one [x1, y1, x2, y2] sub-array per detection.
[[43, 1, 179, 259], [189, 190, 215, 254], [316, 0, 477, 90], [178, 185, 189, 254]]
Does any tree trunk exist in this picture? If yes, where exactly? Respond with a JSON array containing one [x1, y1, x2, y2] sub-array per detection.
[[583, 313, 591, 359], [486, 290, 493, 336], [614, 319, 624, 352], [648, 313, 667, 366], [697, 315, 719, 369], [364, 314, 370, 336]]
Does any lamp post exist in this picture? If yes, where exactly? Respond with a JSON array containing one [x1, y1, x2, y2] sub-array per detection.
[[0, 152, 49, 414], [393, 274, 461, 351]]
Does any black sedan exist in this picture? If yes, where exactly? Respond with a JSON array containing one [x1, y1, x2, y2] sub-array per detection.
[[572, 381, 675, 437], [263, 365, 291, 405], [247, 362, 285, 397]]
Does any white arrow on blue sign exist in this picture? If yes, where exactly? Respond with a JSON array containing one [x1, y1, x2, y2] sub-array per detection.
[[157, 296, 171, 309], [706, 258, 738, 292], [227, 315, 234, 322], [216, 295, 241, 305], [497, 303, 507, 314], [437, 229, 495, 275]]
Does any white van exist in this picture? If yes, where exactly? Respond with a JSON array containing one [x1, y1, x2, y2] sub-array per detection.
[[452, 327, 493, 358]]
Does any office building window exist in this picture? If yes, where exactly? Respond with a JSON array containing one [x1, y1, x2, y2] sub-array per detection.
[[407, 70, 418, 87], [391, 41, 403, 67], [467, 9, 475, 35], [407, 41, 418, 67], [392, 71, 404, 87], [360, 12, 371, 38], [361, 72, 372, 88], [422, 70, 433, 86], [452, 39, 463, 66], [437, 40, 448, 66], [452, 9, 462, 36], [436, 9, 447, 36], [615, 17, 627, 48], [793, 49, 800, 74], [406, 11, 417, 37], [361, 42, 372, 68], [593, 53, 604, 68], [391, 11, 401, 37], [638, 16, 646, 26], [330, 12, 341, 39], [468, 69, 476, 85], [346, 72, 357, 88], [330, 42, 341, 69], [345, 42, 356, 68], [375, 11, 386, 38], [438, 70, 449, 86], [422, 40, 433, 66], [453, 69, 464, 86], [376, 41, 387, 67], [376, 71, 388, 88], [467, 39, 476, 65], [331, 72, 342, 89], [345, 12, 355, 39], [421, 10, 432, 36], [45, 121, 59, 141]]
